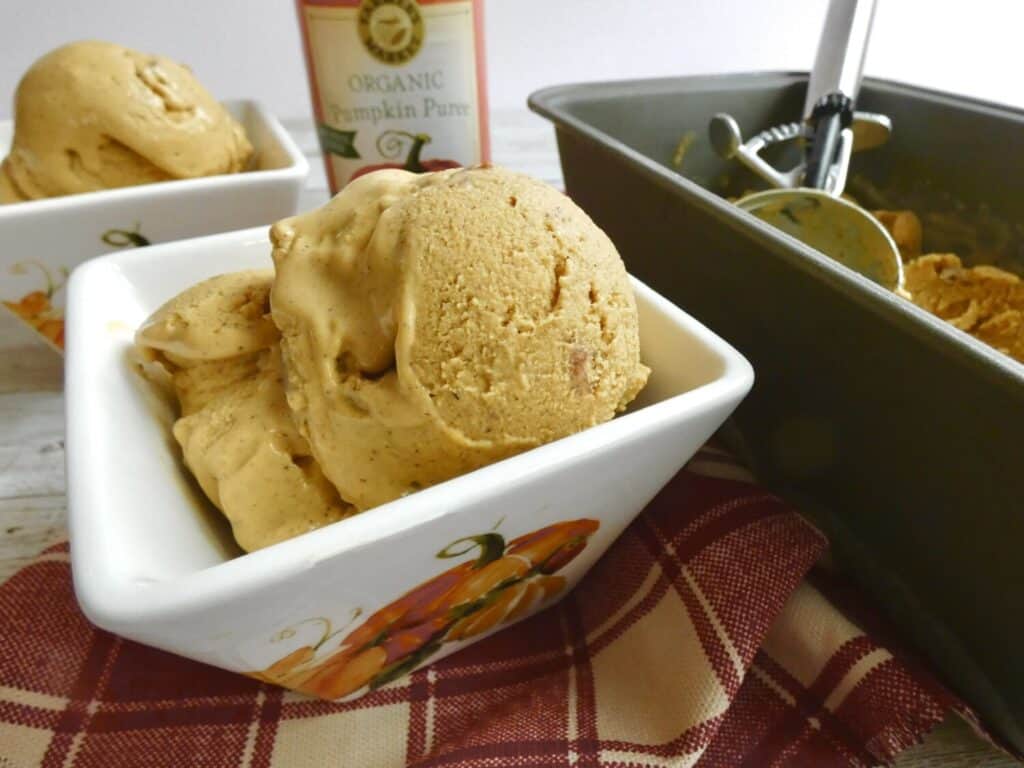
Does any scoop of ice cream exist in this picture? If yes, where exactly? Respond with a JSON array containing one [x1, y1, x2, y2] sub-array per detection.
[[270, 166, 649, 511], [906, 253, 1024, 362], [1, 41, 252, 202], [136, 271, 353, 551], [136, 268, 279, 370], [172, 349, 354, 551], [872, 209, 923, 260], [0, 160, 27, 204]]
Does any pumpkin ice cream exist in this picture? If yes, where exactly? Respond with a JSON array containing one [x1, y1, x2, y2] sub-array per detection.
[[904, 253, 1024, 363], [1, 40, 252, 203], [868, 209, 1024, 363], [135, 270, 354, 552], [136, 166, 649, 551], [269, 166, 649, 511]]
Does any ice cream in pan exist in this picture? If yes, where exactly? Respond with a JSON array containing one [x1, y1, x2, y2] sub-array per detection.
[[136, 166, 650, 551], [709, 0, 1024, 365], [872, 209, 1024, 363], [1, 41, 252, 203]]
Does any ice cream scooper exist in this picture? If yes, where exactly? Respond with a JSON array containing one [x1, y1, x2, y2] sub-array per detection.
[[709, 0, 903, 290]]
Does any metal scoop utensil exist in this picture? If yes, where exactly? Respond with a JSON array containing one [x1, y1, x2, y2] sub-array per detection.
[[709, 0, 903, 290]]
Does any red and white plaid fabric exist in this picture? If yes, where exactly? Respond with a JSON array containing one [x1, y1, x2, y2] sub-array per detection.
[[0, 447, 1000, 767]]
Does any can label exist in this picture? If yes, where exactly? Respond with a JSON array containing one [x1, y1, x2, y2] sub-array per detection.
[[297, 0, 489, 193]]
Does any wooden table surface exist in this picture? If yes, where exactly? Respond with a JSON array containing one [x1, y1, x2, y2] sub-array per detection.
[[0, 109, 1015, 767]]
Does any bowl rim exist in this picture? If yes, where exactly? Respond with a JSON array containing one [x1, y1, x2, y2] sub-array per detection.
[[0, 99, 309, 219], [64, 226, 754, 628]]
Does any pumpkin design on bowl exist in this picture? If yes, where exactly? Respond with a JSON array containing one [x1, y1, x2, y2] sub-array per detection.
[[250, 518, 599, 698], [3, 260, 69, 350], [2, 223, 149, 352]]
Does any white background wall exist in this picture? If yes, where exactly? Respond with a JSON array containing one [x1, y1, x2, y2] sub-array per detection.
[[1, 0, 1023, 119]]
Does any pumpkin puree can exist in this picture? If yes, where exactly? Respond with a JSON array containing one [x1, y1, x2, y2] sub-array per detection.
[[296, 0, 489, 194]]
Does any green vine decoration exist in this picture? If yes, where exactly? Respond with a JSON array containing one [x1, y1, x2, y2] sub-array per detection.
[[271, 606, 363, 651], [8, 261, 67, 299], [436, 533, 505, 569], [101, 222, 150, 248]]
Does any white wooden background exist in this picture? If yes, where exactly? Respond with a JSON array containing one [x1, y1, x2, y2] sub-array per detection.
[[0, 111, 1016, 767]]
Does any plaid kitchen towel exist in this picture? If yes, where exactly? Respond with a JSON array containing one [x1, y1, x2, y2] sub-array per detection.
[[0, 447, 998, 768]]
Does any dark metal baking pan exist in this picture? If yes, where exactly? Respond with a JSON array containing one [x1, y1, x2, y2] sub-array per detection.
[[530, 73, 1024, 752]]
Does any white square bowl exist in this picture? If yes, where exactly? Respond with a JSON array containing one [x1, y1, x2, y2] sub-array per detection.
[[64, 226, 753, 699], [0, 100, 309, 353]]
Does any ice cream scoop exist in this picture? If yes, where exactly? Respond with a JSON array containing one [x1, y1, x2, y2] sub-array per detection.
[[134, 167, 649, 552], [270, 166, 650, 511], [1, 41, 253, 202], [0, 163, 26, 204], [136, 271, 354, 551], [709, 0, 903, 291], [737, 189, 903, 289]]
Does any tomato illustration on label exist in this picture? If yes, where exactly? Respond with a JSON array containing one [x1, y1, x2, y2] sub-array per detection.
[[349, 129, 461, 183], [249, 518, 600, 698]]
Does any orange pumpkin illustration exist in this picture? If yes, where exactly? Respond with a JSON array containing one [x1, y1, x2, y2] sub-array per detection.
[[250, 518, 600, 697], [2, 262, 69, 350], [3, 226, 148, 351]]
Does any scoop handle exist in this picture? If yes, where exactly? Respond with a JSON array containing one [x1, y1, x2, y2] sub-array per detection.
[[802, 0, 877, 190], [803, 0, 878, 116]]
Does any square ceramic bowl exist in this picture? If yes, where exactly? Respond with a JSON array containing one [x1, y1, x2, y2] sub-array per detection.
[[64, 226, 753, 700], [0, 99, 308, 353]]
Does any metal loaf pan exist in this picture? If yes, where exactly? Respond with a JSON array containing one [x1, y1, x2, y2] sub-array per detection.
[[530, 73, 1024, 752]]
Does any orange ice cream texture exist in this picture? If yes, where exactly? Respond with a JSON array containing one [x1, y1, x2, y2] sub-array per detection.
[[136, 166, 649, 551], [1, 41, 251, 203]]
